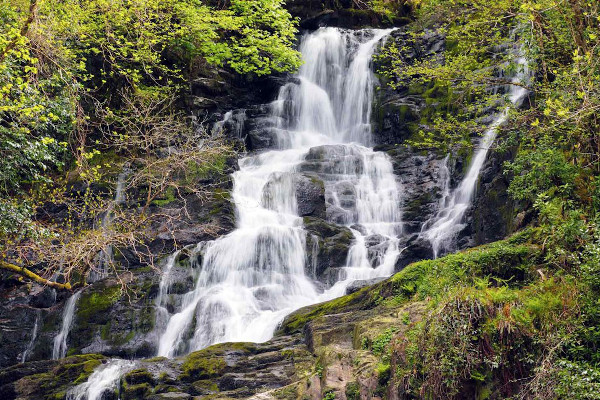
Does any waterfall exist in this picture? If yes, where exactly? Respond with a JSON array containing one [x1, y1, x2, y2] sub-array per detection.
[[153, 251, 180, 340], [52, 290, 82, 360], [157, 27, 401, 357], [421, 56, 530, 258], [66, 359, 135, 400], [21, 309, 41, 363]]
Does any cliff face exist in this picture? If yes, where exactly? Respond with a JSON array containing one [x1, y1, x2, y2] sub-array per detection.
[[0, 2, 526, 398], [1, 234, 546, 400]]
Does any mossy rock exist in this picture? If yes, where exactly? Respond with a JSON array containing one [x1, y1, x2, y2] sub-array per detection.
[[14, 354, 106, 399], [122, 382, 152, 400], [192, 379, 219, 394], [76, 284, 122, 322], [180, 342, 257, 382], [124, 368, 155, 385], [280, 230, 541, 335]]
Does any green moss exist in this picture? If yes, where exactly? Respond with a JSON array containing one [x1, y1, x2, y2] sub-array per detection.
[[124, 368, 154, 385], [18, 354, 106, 398], [192, 379, 219, 393], [76, 285, 121, 321], [152, 187, 177, 206], [180, 342, 255, 382], [122, 382, 152, 400], [345, 381, 360, 400], [181, 355, 226, 381]]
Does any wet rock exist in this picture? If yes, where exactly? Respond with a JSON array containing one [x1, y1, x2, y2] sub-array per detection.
[[286, 0, 412, 29], [395, 234, 433, 270], [304, 217, 353, 280], [386, 146, 450, 234], [345, 277, 387, 295], [246, 127, 281, 151], [295, 174, 326, 219], [28, 286, 56, 309]]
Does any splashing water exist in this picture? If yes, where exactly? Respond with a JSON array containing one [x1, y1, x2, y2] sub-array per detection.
[[157, 28, 401, 357], [421, 56, 530, 258], [52, 290, 82, 360], [66, 359, 135, 400]]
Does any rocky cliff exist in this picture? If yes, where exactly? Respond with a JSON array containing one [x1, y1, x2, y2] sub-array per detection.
[[0, 2, 526, 398]]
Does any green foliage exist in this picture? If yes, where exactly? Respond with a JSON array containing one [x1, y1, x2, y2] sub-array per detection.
[[0, 0, 298, 285], [554, 360, 600, 399], [323, 390, 336, 400], [372, 327, 397, 356]]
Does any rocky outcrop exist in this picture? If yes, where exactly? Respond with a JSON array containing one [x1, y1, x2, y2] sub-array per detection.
[[287, 0, 412, 30]]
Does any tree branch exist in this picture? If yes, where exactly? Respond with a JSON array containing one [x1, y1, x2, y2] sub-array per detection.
[[0, 0, 40, 64], [0, 260, 71, 291]]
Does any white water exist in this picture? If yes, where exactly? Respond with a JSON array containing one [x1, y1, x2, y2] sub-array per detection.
[[52, 290, 82, 360], [157, 28, 401, 357], [421, 56, 530, 258], [21, 309, 41, 363], [66, 359, 135, 400]]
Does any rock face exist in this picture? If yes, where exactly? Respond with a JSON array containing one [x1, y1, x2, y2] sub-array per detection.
[[286, 0, 413, 29], [0, 5, 521, 382]]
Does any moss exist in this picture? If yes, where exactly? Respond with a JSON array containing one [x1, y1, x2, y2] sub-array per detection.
[[73, 358, 103, 384], [278, 284, 379, 335], [152, 187, 177, 206], [192, 379, 219, 393], [122, 382, 152, 400], [17, 354, 106, 398], [144, 356, 168, 362], [124, 368, 154, 385], [76, 285, 121, 321], [181, 354, 225, 381]]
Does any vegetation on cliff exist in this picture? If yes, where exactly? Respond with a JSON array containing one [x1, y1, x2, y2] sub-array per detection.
[[371, 0, 600, 397], [0, 0, 301, 288]]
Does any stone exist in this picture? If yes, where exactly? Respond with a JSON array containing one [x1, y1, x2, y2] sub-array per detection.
[[295, 174, 326, 219]]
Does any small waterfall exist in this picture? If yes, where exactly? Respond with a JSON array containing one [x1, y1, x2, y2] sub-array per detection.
[[213, 110, 247, 137], [66, 359, 135, 400], [421, 56, 530, 258], [153, 251, 180, 340], [157, 28, 400, 357], [21, 309, 41, 363], [52, 290, 82, 360]]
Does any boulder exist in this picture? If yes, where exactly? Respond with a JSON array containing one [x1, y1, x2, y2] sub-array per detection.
[[295, 174, 326, 219], [304, 217, 353, 281]]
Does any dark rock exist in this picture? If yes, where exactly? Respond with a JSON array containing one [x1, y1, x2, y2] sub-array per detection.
[[304, 217, 353, 280], [286, 0, 412, 30], [295, 174, 326, 219], [395, 234, 433, 271], [28, 287, 56, 309], [345, 277, 387, 295]]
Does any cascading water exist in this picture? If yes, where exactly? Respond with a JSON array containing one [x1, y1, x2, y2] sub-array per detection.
[[52, 290, 82, 360], [421, 56, 530, 258], [66, 359, 135, 400], [156, 27, 401, 357], [21, 309, 41, 363]]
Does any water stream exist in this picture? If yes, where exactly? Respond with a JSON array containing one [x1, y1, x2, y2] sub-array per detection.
[[66, 359, 136, 400], [21, 309, 41, 363], [52, 290, 82, 360], [421, 56, 530, 258], [156, 28, 401, 357]]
